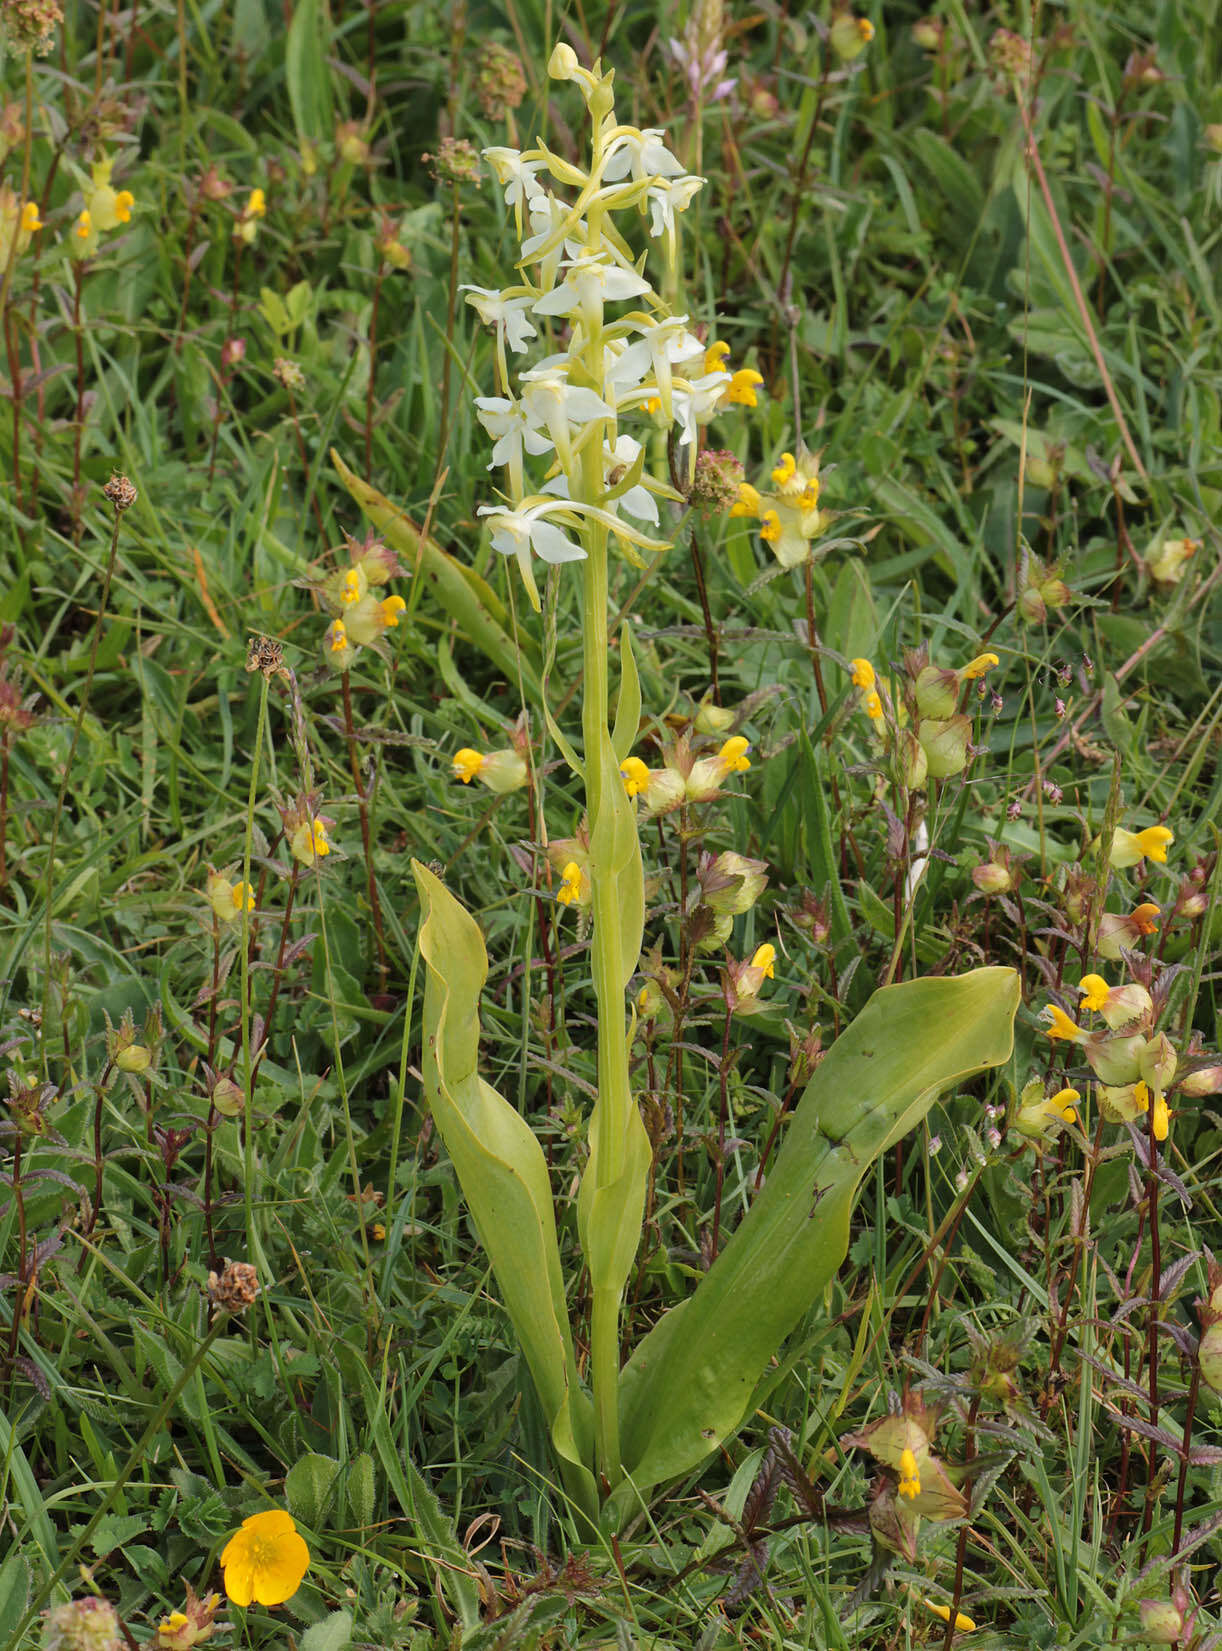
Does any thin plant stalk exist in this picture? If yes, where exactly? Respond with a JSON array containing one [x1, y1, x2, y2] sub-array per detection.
[[579, 504, 630, 1488], [240, 671, 272, 1281], [341, 669, 388, 982]]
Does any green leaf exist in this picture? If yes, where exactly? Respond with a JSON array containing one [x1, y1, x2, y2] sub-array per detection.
[[0, 1553, 31, 1644], [611, 623, 642, 764], [610, 967, 1020, 1523], [284, 0, 333, 147], [299, 1609, 353, 1651], [345, 1452, 376, 1529], [412, 861, 597, 1519], [285, 1452, 341, 1528]]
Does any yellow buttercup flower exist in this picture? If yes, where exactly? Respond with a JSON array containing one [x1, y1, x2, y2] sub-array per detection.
[[897, 1446, 921, 1499], [850, 658, 875, 690], [1109, 824, 1174, 870], [220, 1509, 310, 1607], [729, 481, 761, 518], [750, 943, 776, 978], [759, 509, 781, 543], [452, 748, 485, 784], [620, 756, 650, 798]]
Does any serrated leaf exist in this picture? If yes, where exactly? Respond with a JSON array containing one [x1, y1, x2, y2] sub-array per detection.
[[345, 1453, 376, 1529], [299, 1609, 353, 1651], [285, 1452, 341, 1528]]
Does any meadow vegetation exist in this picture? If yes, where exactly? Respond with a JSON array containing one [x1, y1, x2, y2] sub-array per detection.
[[0, 0, 1220, 1646]]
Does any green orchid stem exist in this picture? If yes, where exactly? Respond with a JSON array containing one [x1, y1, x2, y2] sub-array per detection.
[[580, 506, 630, 1493]]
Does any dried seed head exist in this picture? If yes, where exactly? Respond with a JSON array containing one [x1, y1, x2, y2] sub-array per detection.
[[102, 472, 137, 511], [1, 0, 63, 55], [207, 1259, 260, 1313], [245, 634, 286, 679]]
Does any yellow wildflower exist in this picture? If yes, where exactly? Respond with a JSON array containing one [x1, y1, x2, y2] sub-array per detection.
[[329, 619, 349, 653], [378, 594, 406, 628], [750, 942, 776, 979], [1042, 1003, 1083, 1042], [771, 451, 797, 490], [620, 756, 651, 798], [958, 652, 999, 681], [724, 367, 765, 407], [759, 509, 781, 543], [289, 816, 330, 865], [452, 748, 485, 784], [864, 690, 883, 721], [729, 481, 761, 518], [1015, 1084, 1080, 1139], [20, 201, 41, 233], [717, 735, 751, 774], [1077, 974, 1110, 1014], [1110, 824, 1174, 870], [74, 209, 91, 239], [220, 1509, 310, 1607], [247, 187, 267, 218], [557, 861, 585, 905], [1151, 1091, 1170, 1142], [205, 871, 255, 923], [923, 1599, 975, 1633], [341, 568, 363, 605], [897, 1446, 921, 1499], [850, 658, 876, 690], [704, 340, 730, 374]]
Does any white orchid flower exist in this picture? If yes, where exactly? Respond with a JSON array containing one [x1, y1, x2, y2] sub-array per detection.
[[541, 435, 661, 526], [519, 370, 615, 472], [602, 127, 685, 184], [670, 369, 731, 451], [474, 395, 554, 498], [521, 193, 589, 291], [532, 255, 652, 326], [646, 174, 704, 239], [463, 285, 539, 393], [478, 491, 668, 609], [609, 316, 705, 420], [461, 286, 539, 354], [483, 147, 548, 234]]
